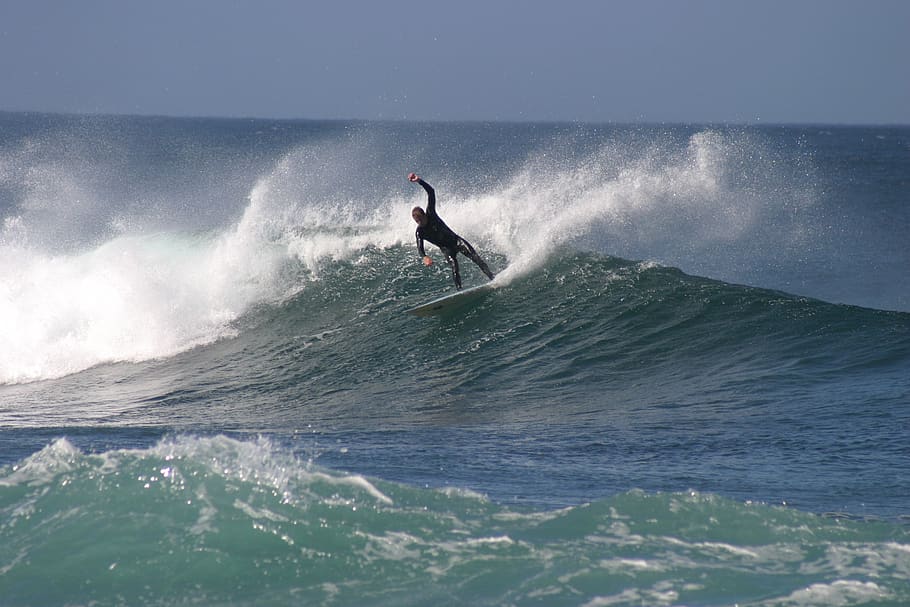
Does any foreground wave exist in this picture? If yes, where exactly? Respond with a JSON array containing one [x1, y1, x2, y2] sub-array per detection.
[[1, 435, 908, 607]]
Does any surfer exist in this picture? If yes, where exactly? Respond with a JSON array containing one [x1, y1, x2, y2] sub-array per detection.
[[409, 173, 495, 290]]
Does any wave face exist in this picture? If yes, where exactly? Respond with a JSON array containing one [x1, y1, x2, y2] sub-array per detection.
[[1, 436, 908, 607], [1, 114, 909, 605]]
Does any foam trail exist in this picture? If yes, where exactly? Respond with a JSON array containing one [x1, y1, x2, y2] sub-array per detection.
[[196, 129, 795, 292], [430, 130, 758, 284]]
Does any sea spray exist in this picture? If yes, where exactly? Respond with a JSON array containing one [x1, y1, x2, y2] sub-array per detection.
[[0, 119, 845, 384]]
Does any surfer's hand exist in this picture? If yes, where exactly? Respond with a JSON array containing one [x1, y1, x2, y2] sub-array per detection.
[[408, 173, 419, 182], [423, 256, 433, 266]]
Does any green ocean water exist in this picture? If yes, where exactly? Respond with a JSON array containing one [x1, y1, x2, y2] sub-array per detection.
[[2, 436, 908, 607]]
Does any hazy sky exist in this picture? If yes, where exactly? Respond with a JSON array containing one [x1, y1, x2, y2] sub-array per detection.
[[1, 0, 908, 124]]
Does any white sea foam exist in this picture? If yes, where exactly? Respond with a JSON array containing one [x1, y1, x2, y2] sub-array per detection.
[[0, 437, 81, 487], [762, 580, 888, 606], [0, 228, 288, 384]]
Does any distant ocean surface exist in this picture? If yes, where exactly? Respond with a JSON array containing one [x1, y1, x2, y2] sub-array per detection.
[[1, 113, 908, 606]]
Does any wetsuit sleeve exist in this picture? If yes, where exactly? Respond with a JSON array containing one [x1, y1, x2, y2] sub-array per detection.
[[416, 229, 426, 257], [417, 178, 436, 215]]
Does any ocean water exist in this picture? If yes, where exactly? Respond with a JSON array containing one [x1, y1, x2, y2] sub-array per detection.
[[0, 113, 908, 606]]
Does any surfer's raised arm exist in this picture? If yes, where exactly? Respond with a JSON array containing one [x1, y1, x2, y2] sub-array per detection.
[[408, 173, 436, 213]]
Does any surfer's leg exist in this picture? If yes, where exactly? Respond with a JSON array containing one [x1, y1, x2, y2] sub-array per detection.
[[445, 250, 463, 290], [458, 239, 495, 281]]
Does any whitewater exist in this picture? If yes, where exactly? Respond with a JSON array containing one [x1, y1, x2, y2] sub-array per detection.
[[1, 113, 908, 606]]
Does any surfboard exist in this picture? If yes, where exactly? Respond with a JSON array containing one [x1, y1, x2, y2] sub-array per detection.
[[406, 283, 494, 317]]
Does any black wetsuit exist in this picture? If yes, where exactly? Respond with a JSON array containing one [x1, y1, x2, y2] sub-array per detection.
[[414, 178, 494, 289]]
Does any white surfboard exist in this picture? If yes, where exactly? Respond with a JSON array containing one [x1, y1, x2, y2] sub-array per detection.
[[406, 283, 494, 317]]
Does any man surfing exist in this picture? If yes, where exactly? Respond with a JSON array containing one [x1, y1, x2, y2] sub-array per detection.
[[409, 173, 495, 290]]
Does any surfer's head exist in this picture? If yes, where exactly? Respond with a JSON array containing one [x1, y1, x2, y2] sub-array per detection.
[[411, 206, 428, 227]]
